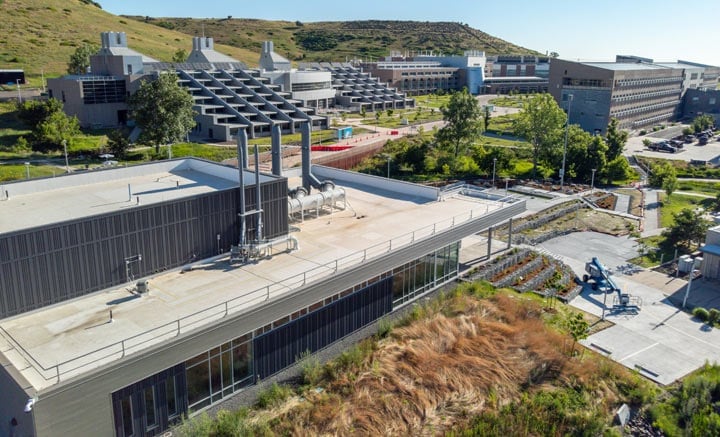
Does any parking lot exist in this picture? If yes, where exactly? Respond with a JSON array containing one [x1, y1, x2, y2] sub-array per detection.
[[540, 232, 720, 385], [624, 126, 720, 165]]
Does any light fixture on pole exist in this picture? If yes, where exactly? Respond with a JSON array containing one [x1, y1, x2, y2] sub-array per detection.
[[492, 157, 497, 188], [560, 94, 573, 190], [24, 162, 30, 179], [591, 168, 597, 194], [16, 79, 22, 103], [62, 140, 69, 173]]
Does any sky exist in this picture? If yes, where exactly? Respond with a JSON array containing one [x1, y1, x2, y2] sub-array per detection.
[[101, 0, 720, 67]]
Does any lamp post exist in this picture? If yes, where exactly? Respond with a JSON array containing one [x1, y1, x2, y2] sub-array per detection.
[[560, 94, 573, 190], [24, 162, 30, 179], [492, 157, 497, 188], [61, 140, 70, 173], [16, 79, 22, 104], [683, 269, 699, 308], [591, 168, 597, 194]]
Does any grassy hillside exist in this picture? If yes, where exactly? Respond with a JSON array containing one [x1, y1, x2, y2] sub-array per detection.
[[0, 0, 257, 85], [125, 18, 542, 63]]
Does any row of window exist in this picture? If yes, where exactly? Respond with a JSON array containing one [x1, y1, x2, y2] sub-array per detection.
[[611, 88, 681, 103], [562, 78, 612, 88], [291, 81, 332, 92], [610, 100, 678, 118], [630, 111, 675, 127], [615, 77, 682, 87], [400, 71, 457, 77]]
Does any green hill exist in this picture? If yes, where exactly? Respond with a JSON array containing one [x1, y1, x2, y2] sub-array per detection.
[[126, 17, 541, 63], [0, 0, 257, 85], [0, 1, 541, 86]]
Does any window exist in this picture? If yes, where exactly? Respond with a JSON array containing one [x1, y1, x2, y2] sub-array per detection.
[[144, 387, 157, 430], [120, 396, 133, 437], [166, 377, 178, 418]]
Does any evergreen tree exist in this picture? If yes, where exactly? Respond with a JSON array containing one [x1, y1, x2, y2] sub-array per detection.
[[605, 118, 628, 161]]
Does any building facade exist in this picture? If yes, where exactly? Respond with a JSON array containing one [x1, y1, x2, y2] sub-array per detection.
[[0, 158, 524, 436], [549, 56, 720, 134]]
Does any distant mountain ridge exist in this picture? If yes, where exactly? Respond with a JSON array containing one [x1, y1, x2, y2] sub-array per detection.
[[126, 17, 542, 62], [0, 0, 540, 85]]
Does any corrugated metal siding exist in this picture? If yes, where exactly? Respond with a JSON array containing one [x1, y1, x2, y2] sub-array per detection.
[[253, 277, 393, 379], [0, 179, 288, 319]]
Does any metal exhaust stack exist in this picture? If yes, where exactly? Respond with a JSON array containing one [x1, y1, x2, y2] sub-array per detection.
[[254, 144, 263, 242], [271, 124, 282, 176], [300, 121, 323, 192], [237, 129, 248, 249]]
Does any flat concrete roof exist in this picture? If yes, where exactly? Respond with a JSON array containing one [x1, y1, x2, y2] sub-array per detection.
[[582, 62, 669, 71], [0, 159, 275, 234], [0, 174, 513, 391]]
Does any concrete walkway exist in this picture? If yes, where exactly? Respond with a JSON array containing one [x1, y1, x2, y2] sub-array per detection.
[[614, 193, 630, 214], [641, 189, 660, 237]]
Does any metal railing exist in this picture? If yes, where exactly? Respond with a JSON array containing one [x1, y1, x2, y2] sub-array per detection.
[[0, 201, 507, 384]]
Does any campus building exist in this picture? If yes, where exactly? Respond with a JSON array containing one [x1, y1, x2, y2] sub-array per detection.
[[0, 126, 525, 435], [549, 56, 720, 134], [480, 55, 550, 94], [47, 33, 413, 141]]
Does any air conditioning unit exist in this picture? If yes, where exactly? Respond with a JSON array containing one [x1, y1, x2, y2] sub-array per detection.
[[136, 280, 149, 294]]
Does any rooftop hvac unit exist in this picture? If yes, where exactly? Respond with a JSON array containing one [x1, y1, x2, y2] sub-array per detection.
[[136, 280, 149, 294], [678, 255, 693, 273]]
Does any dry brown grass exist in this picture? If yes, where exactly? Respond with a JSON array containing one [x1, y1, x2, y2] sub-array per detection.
[[251, 292, 640, 436]]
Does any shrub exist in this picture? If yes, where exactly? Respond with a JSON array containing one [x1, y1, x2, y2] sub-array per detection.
[[639, 129, 647, 135], [693, 307, 709, 322], [255, 382, 293, 409], [298, 350, 323, 386], [708, 308, 720, 326], [376, 317, 393, 339]]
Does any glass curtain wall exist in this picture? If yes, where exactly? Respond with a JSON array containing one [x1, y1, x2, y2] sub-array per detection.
[[392, 242, 459, 307], [185, 334, 253, 411]]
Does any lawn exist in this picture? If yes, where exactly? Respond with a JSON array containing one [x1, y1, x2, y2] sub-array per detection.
[[488, 96, 525, 108], [658, 192, 715, 227], [0, 101, 31, 149], [676, 179, 720, 196], [0, 162, 64, 182], [413, 94, 452, 109], [629, 234, 682, 268]]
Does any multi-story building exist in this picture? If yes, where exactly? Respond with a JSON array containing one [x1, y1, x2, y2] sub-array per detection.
[[549, 57, 685, 134], [549, 55, 720, 134], [0, 130, 524, 435]]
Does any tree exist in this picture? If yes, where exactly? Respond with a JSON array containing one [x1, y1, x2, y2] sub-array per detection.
[[605, 117, 628, 161], [436, 88, 483, 158], [386, 109, 394, 118], [16, 99, 79, 152], [107, 129, 130, 159], [33, 111, 81, 152], [604, 156, 632, 183], [692, 114, 714, 133], [483, 105, 491, 131], [360, 107, 367, 120], [566, 312, 588, 356], [549, 52, 560, 58], [67, 44, 98, 75], [513, 93, 565, 179], [172, 49, 187, 63], [663, 174, 679, 198], [648, 161, 676, 188], [128, 72, 196, 153], [16, 99, 65, 130], [663, 209, 711, 250]]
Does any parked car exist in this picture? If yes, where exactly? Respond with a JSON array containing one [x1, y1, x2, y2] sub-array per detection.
[[698, 135, 709, 145], [669, 139, 684, 148]]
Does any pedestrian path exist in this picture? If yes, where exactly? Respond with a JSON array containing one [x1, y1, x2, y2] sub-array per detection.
[[641, 189, 660, 237], [614, 193, 630, 214]]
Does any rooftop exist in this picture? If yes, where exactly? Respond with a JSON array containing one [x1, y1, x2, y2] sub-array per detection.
[[0, 159, 275, 234], [581, 62, 669, 71], [0, 170, 517, 391]]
